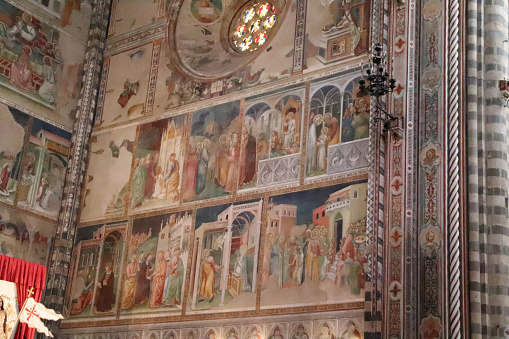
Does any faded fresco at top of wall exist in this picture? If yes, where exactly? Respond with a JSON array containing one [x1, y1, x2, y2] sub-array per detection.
[[108, 0, 162, 37], [80, 126, 137, 223], [189, 200, 262, 313], [68, 222, 128, 317], [304, 0, 370, 73], [96, 42, 154, 127], [0, 203, 56, 265], [0, 0, 87, 129], [260, 181, 368, 308]]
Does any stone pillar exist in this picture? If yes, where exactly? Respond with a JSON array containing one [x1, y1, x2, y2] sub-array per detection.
[[41, 0, 112, 336], [466, 1, 509, 337]]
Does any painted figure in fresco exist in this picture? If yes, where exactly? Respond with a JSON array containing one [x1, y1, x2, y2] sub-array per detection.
[[351, 99, 369, 139], [324, 113, 340, 145], [224, 133, 237, 192], [35, 172, 49, 206], [268, 327, 284, 339], [335, 253, 346, 286], [149, 250, 167, 308], [135, 252, 151, 304], [70, 267, 94, 315], [348, 257, 361, 295], [318, 324, 334, 339], [247, 328, 261, 339], [164, 248, 184, 305], [33, 56, 56, 104], [131, 157, 148, 207], [117, 80, 140, 108], [233, 250, 250, 292], [183, 146, 199, 201], [282, 110, 297, 149], [164, 153, 180, 203], [10, 45, 34, 92], [199, 250, 220, 300], [144, 154, 156, 200], [340, 233, 355, 260], [153, 166, 165, 199], [316, 127, 329, 171], [292, 325, 309, 339], [339, 322, 361, 339], [0, 164, 11, 191], [306, 113, 318, 173], [121, 255, 138, 310], [95, 262, 115, 313], [195, 140, 210, 195], [226, 329, 239, 339], [341, 104, 355, 142]]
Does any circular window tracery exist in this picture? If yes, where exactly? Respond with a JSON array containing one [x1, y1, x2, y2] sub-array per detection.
[[230, 2, 277, 53]]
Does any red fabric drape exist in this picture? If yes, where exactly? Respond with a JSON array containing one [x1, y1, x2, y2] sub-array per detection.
[[0, 254, 47, 339]]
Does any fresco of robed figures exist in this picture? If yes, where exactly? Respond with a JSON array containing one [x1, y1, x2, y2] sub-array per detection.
[[121, 211, 192, 314], [188, 199, 262, 312], [260, 181, 368, 308], [67, 223, 127, 317], [17, 118, 71, 218], [131, 115, 187, 213], [305, 77, 370, 178], [182, 101, 240, 202], [240, 88, 304, 190], [80, 126, 136, 223], [0, 0, 87, 129], [305, 0, 370, 73], [97, 43, 153, 127], [0, 103, 29, 204], [0, 204, 56, 265]]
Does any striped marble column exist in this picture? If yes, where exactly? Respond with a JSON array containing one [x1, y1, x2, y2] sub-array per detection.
[[466, 1, 509, 338]]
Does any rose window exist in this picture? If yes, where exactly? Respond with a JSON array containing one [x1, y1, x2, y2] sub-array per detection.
[[231, 2, 277, 53]]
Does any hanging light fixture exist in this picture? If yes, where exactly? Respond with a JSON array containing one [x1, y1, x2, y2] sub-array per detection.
[[359, 43, 402, 137]]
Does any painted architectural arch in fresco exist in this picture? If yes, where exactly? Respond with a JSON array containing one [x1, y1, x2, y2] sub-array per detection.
[[120, 211, 192, 315], [240, 87, 304, 192], [305, 76, 369, 180], [260, 181, 368, 308], [67, 222, 128, 318], [189, 200, 262, 312], [130, 114, 188, 214]]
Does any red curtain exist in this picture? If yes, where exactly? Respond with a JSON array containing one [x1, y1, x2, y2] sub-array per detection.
[[0, 254, 47, 339]]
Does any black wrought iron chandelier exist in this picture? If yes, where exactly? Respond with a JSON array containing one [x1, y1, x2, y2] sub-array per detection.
[[359, 43, 402, 136]]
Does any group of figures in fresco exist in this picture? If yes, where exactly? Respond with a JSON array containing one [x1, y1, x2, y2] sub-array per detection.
[[70, 181, 367, 317], [81, 77, 371, 223]]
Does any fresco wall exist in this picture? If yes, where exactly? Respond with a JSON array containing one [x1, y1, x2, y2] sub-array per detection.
[[0, 99, 71, 264], [0, 0, 91, 130], [63, 0, 372, 335], [0, 0, 91, 265]]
